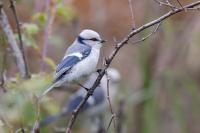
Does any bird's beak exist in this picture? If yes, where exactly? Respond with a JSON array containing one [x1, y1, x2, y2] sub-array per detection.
[[100, 39, 106, 43]]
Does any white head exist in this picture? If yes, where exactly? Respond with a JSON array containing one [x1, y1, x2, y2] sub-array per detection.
[[77, 29, 106, 49]]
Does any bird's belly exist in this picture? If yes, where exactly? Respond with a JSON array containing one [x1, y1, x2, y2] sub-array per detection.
[[65, 49, 100, 82]]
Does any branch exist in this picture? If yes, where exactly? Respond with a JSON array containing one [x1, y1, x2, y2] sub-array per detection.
[[0, 44, 7, 93], [9, 0, 30, 78], [128, 0, 136, 29], [153, 0, 177, 9], [116, 100, 125, 133], [41, 0, 56, 71], [131, 22, 161, 44], [0, 4, 28, 79], [65, 1, 200, 132], [106, 114, 115, 132], [175, 0, 184, 9], [31, 98, 41, 133], [105, 70, 116, 131]]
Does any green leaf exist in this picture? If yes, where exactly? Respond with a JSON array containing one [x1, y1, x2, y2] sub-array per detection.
[[56, 4, 74, 21], [32, 12, 46, 25], [22, 23, 39, 35]]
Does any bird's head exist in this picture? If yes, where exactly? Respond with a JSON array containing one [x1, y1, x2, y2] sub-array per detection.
[[77, 29, 106, 49]]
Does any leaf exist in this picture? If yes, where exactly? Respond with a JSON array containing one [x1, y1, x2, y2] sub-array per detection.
[[56, 4, 74, 21], [22, 23, 39, 35], [32, 12, 46, 25]]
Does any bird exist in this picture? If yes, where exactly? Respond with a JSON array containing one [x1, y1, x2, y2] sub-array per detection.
[[40, 29, 106, 97], [39, 68, 121, 127]]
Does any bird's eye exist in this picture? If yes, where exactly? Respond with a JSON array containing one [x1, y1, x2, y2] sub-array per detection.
[[90, 38, 99, 41]]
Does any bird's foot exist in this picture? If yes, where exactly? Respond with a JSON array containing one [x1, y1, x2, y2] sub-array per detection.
[[96, 69, 102, 74], [77, 83, 89, 91]]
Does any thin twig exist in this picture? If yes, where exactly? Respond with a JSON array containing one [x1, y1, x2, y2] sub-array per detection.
[[116, 100, 125, 133], [65, 1, 200, 132], [41, 0, 56, 71], [0, 34, 6, 90], [31, 98, 41, 133], [131, 22, 161, 44], [187, 6, 200, 10], [0, 48, 7, 93], [0, 4, 27, 79], [175, 0, 184, 9], [105, 70, 116, 131], [106, 114, 115, 132], [165, 0, 176, 10], [41, 0, 50, 71], [128, 0, 136, 29], [153, 0, 177, 9], [9, 0, 29, 79]]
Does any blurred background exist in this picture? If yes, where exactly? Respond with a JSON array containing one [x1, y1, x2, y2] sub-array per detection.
[[0, 0, 200, 133]]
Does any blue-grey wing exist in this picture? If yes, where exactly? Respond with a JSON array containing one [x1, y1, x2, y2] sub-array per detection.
[[56, 56, 79, 73], [53, 48, 91, 83]]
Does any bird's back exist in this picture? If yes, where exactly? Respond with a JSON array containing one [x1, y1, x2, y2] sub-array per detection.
[[65, 40, 91, 55]]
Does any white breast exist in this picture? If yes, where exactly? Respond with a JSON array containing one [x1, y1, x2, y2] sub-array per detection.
[[65, 48, 100, 82]]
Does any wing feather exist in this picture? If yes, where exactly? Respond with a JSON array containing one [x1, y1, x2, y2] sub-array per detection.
[[53, 48, 91, 82]]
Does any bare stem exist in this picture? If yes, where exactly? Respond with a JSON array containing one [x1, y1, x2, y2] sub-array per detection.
[[106, 114, 115, 132], [153, 0, 177, 9], [9, 0, 30, 78], [31, 97, 41, 133], [105, 70, 116, 131], [128, 0, 136, 29], [131, 22, 161, 44], [41, 0, 56, 71]]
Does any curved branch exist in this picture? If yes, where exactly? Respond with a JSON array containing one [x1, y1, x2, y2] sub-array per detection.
[[66, 1, 200, 132]]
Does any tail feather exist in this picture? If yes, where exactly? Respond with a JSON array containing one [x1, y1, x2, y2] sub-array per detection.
[[39, 83, 56, 98]]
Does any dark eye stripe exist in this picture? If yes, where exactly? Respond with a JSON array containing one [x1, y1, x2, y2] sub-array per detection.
[[78, 36, 99, 43], [89, 38, 99, 41]]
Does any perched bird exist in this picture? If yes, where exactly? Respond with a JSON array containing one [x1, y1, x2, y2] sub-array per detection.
[[41, 29, 106, 97], [39, 68, 121, 127]]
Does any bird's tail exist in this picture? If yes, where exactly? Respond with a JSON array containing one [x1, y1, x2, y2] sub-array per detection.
[[39, 83, 57, 98], [39, 113, 63, 127]]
